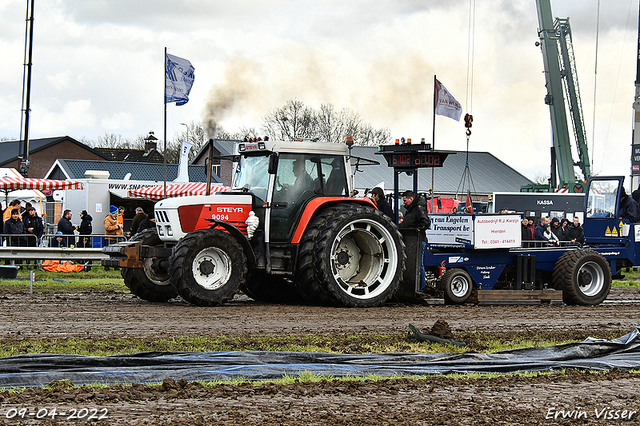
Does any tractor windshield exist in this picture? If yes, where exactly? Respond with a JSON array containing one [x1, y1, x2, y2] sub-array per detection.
[[234, 154, 270, 201]]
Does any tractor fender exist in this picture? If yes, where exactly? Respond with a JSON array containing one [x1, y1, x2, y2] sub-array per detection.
[[291, 197, 377, 244], [206, 219, 257, 269]]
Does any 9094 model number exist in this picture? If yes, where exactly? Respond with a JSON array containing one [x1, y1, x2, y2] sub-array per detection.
[[4, 407, 108, 420], [212, 214, 229, 221]]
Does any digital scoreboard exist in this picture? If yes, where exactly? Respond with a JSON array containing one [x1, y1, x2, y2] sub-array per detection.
[[377, 143, 453, 169]]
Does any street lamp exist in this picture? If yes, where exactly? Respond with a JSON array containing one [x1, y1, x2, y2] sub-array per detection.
[[180, 122, 189, 145]]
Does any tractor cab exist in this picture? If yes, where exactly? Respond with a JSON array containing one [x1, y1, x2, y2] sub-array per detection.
[[584, 176, 633, 245], [233, 140, 351, 243]]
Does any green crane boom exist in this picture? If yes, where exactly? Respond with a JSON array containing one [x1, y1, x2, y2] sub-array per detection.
[[532, 0, 591, 193]]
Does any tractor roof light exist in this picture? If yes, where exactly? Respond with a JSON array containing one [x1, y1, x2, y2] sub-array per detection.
[[345, 135, 354, 148]]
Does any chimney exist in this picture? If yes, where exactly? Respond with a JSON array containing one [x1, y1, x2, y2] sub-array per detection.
[[144, 131, 158, 153]]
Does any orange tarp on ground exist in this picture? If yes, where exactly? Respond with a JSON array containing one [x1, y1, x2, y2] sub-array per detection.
[[42, 260, 84, 272]]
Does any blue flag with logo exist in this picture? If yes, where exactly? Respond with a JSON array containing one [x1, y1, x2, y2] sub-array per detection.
[[165, 53, 195, 106]]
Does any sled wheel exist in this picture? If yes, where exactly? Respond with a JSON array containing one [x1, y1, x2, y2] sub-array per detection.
[[553, 249, 611, 305], [441, 268, 474, 305], [121, 229, 177, 302], [170, 229, 246, 306], [313, 205, 405, 307]]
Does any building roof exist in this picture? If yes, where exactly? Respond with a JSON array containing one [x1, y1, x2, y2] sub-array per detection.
[[350, 146, 532, 195], [0, 136, 108, 165], [45, 159, 221, 183], [93, 147, 165, 163]]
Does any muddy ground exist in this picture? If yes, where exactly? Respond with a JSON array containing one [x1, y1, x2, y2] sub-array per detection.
[[1, 287, 640, 425]]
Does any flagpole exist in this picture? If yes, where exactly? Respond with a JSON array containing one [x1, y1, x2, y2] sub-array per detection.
[[431, 75, 436, 212], [163, 47, 167, 199], [432, 75, 437, 149]]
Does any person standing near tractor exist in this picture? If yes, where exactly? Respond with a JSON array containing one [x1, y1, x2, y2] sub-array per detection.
[[104, 205, 123, 245], [370, 187, 394, 220], [130, 207, 147, 236], [398, 190, 431, 293]]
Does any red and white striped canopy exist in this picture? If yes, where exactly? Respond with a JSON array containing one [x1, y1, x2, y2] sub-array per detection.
[[0, 177, 83, 191], [128, 182, 231, 200]]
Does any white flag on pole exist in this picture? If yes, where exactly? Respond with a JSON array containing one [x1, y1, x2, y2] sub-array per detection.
[[435, 79, 462, 121]]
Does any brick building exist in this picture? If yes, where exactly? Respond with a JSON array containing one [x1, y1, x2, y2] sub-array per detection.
[[0, 136, 107, 178]]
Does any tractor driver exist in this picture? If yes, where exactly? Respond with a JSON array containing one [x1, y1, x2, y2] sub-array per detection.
[[278, 158, 314, 201], [292, 159, 313, 194]]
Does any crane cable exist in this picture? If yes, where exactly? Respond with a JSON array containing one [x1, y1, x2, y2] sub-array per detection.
[[591, 0, 600, 172], [465, 0, 475, 117], [456, 0, 477, 203]]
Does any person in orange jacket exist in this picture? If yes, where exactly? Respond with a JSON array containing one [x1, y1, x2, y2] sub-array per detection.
[[104, 205, 124, 245]]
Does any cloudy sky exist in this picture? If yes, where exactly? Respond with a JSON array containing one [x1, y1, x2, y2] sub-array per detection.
[[0, 0, 637, 184]]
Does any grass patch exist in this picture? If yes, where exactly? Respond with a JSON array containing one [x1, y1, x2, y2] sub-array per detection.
[[0, 266, 127, 293], [613, 268, 640, 287], [0, 331, 614, 358]]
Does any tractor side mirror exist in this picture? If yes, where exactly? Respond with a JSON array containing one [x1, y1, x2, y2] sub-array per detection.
[[268, 153, 279, 174]]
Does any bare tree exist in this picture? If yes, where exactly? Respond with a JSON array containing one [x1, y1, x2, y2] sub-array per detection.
[[261, 99, 316, 141], [93, 133, 131, 148], [261, 100, 389, 145]]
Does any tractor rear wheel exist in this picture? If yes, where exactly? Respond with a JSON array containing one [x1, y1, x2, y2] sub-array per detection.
[[312, 206, 405, 307], [552, 249, 611, 305], [441, 268, 474, 305], [295, 207, 342, 306], [121, 229, 177, 302], [170, 229, 246, 306]]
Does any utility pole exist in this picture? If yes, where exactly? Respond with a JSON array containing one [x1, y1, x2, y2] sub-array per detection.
[[19, 0, 35, 177]]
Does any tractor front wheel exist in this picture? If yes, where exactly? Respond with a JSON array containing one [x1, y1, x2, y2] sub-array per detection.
[[121, 229, 177, 302], [170, 229, 246, 306]]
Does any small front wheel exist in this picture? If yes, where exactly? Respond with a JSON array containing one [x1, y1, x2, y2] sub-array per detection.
[[441, 268, 474, 305]]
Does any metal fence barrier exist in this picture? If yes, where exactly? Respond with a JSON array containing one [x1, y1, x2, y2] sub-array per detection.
[[0, 233, 128, 267]]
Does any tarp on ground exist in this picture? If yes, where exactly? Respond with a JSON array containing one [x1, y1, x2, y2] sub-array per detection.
[[0, 329, 638, 388]]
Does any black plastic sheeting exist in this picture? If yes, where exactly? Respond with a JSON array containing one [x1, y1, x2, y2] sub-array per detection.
[[1, 328, 639, 388]]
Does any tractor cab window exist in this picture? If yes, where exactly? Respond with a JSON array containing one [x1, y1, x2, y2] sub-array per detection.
[[234, 155, 270, 202], [320, 156, 348, 196], [273, 155, 320, 204], [586, 179, 619, 219]]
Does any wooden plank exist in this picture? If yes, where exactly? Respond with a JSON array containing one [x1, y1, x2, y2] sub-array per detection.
[[478, 290, 563, 301]]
